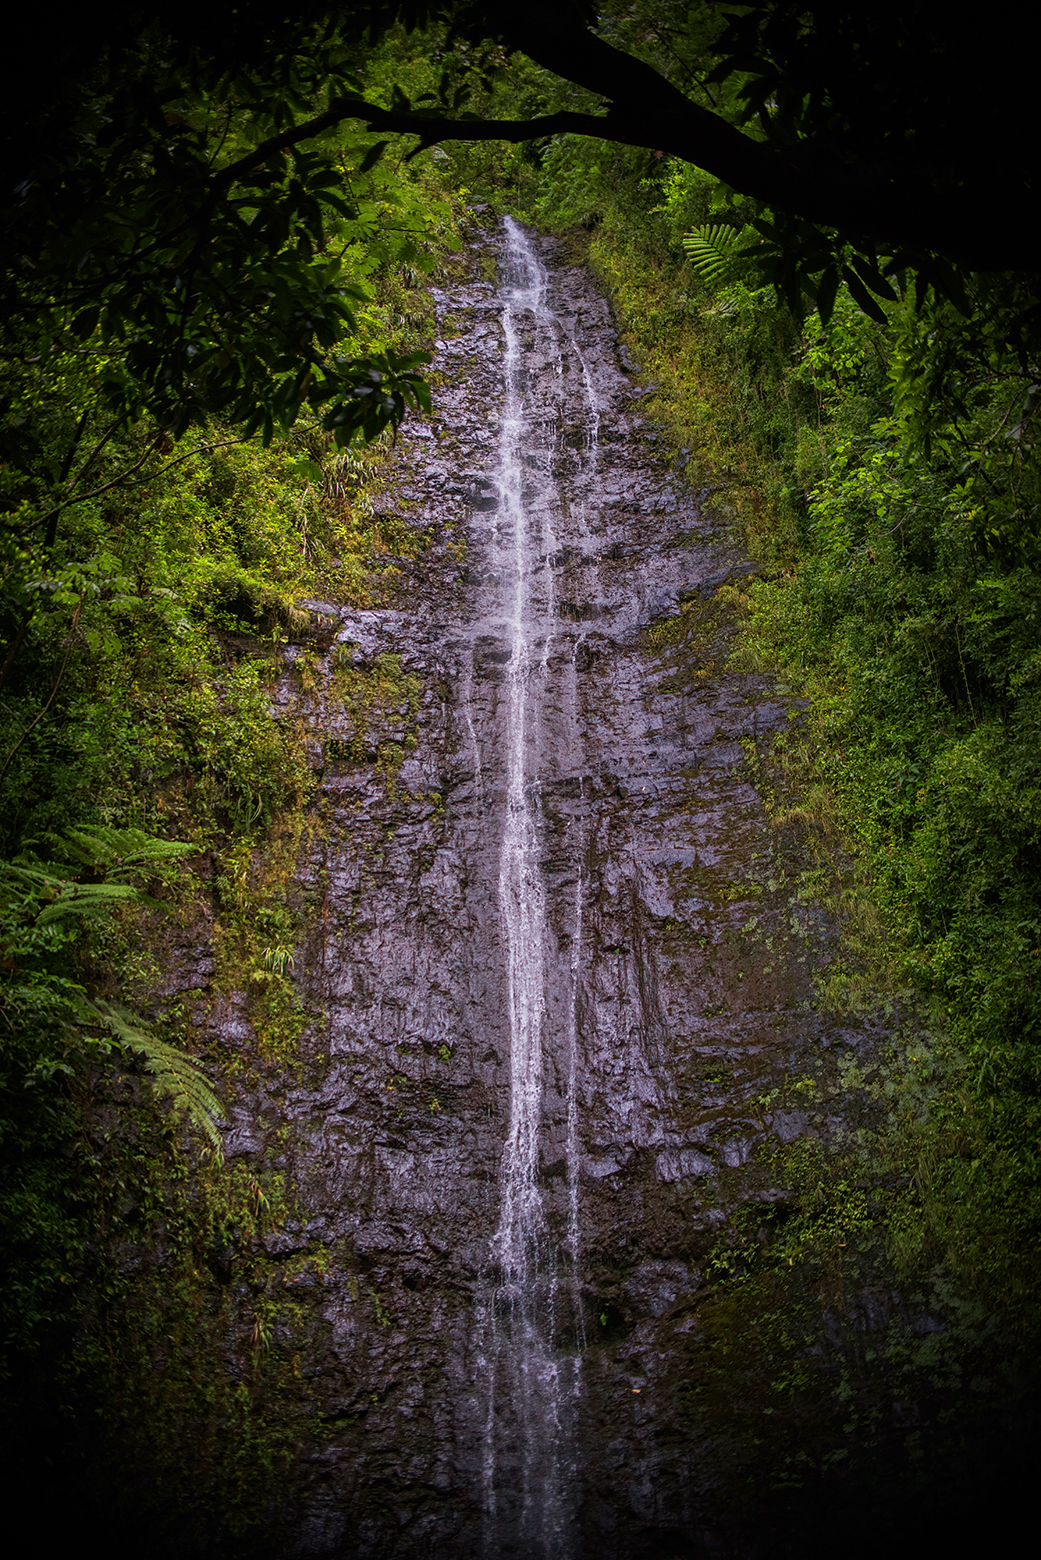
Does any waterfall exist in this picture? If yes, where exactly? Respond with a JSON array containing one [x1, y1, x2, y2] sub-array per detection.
[[480, 216, 587, 1558], [271, 209, 846, 1559]]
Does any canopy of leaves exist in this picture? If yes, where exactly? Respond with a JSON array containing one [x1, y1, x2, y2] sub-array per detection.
[[2, 8, 435, 508], [5, 1, 1037, 533]]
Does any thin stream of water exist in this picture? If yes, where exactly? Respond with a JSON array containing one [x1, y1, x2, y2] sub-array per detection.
[[478, 215, 598, 1559], [563, 307, 599, 1317]]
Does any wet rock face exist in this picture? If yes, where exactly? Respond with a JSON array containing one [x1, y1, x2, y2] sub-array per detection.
[[174, 222, 881, 1558]]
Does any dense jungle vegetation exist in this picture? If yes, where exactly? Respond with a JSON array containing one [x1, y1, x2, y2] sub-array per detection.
[[2, 3, 1039, 1549]]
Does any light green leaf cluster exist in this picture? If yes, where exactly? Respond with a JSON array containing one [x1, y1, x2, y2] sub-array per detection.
[[682, 223, 750, 288], [86, 999, 225, 1156]]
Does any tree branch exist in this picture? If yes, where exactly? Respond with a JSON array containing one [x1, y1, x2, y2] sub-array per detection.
[[39, 433, 165, 548], [192, 5, 1029, 273], [492, 7, 1033, 268]]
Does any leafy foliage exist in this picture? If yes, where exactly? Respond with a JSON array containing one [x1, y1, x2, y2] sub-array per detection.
[[0, 7, 466, 677], [682, 223, 749, 288], [0, 827, 221, 1144], [2, 14, 433, 457], [527, 99, 1041, 1510], [87, 1001, 225, 1156]]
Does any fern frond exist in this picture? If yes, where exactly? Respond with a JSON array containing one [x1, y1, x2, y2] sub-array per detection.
[[36, 881, 142, 924], [0, 861, 63, 908], [0, 862, 138, 920], [57, 825, 193, 881], [89, 999, 225, 1157], [3, 824, 192, 918], [683, 224, 747, 287]]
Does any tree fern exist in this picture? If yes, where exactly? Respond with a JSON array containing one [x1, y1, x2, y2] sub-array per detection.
[[3, 862, 129, 911], [683, 223, 750, 288], [89, 999, 225, 1156], [3, 826, 193, 920], [39, 880, 145, 924]]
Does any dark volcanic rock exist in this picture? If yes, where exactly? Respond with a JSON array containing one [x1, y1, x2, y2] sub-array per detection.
[[162, 220, 887, 1559]]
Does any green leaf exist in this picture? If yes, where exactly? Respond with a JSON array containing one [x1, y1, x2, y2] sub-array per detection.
[[683, 224, 748, 288], [842, 267, 889, 325], [815, 265, 841, 326], [35, 882, 141, 925], [848, 255, 899, 303], [57, 824, 192, 879], [87, 999, 225, 1155], [358, 139, 390, 174]]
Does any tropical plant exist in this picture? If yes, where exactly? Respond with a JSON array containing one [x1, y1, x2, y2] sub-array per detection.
[[0, 825, 223, 1152], [87, 999, 225, 1155], [682, 224, 750, 288]]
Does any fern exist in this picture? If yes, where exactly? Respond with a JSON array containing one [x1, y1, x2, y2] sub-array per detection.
[[3, 826, 192, 920], [2, 862, 137, 914], [1, 826, 222, 1156], [89, 999, 225, 1156], [39, 880, 144, 924], [683, 224, 749, 288], [55, 824, 193, 882]]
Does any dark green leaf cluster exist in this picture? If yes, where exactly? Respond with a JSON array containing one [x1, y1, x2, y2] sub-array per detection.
[[2, 7, 435, 480], [0, 819, 222, 1426], [0, 827, 221, 1143], [695, 2, 1039, 308]]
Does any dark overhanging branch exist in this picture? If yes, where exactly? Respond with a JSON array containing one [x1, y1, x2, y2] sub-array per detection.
[[60, 9, 1028, 281], [213, 91, 832, 212], [341, 94, 1015, 268], [370, 106, 614, 155], [181, 1, 1031, 274], [209, 85, 776, 210], [207, 80, 1034, 271], [64, 412, 133, 511], [492, 7, 1035, 269]]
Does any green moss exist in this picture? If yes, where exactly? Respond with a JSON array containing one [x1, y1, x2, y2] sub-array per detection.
[[544, 141, 1041, 1511], [328, 650, 423, 797]]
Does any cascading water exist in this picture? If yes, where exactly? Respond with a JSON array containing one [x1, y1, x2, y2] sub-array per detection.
[[480, 215, 585, 1559], [201, 211, 870, 1560]]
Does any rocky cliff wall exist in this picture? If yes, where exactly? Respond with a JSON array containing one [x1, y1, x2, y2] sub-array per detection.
[[161, 219, 888, 1560]]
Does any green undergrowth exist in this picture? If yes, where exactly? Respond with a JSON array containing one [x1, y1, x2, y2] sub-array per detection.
[[8, 1075, 332, 1552], [0, 429, 351, 1533], [687, 1025, 1039, 1512], [507, 131, 1041, 1510], [0, 92, 471, 1534]]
